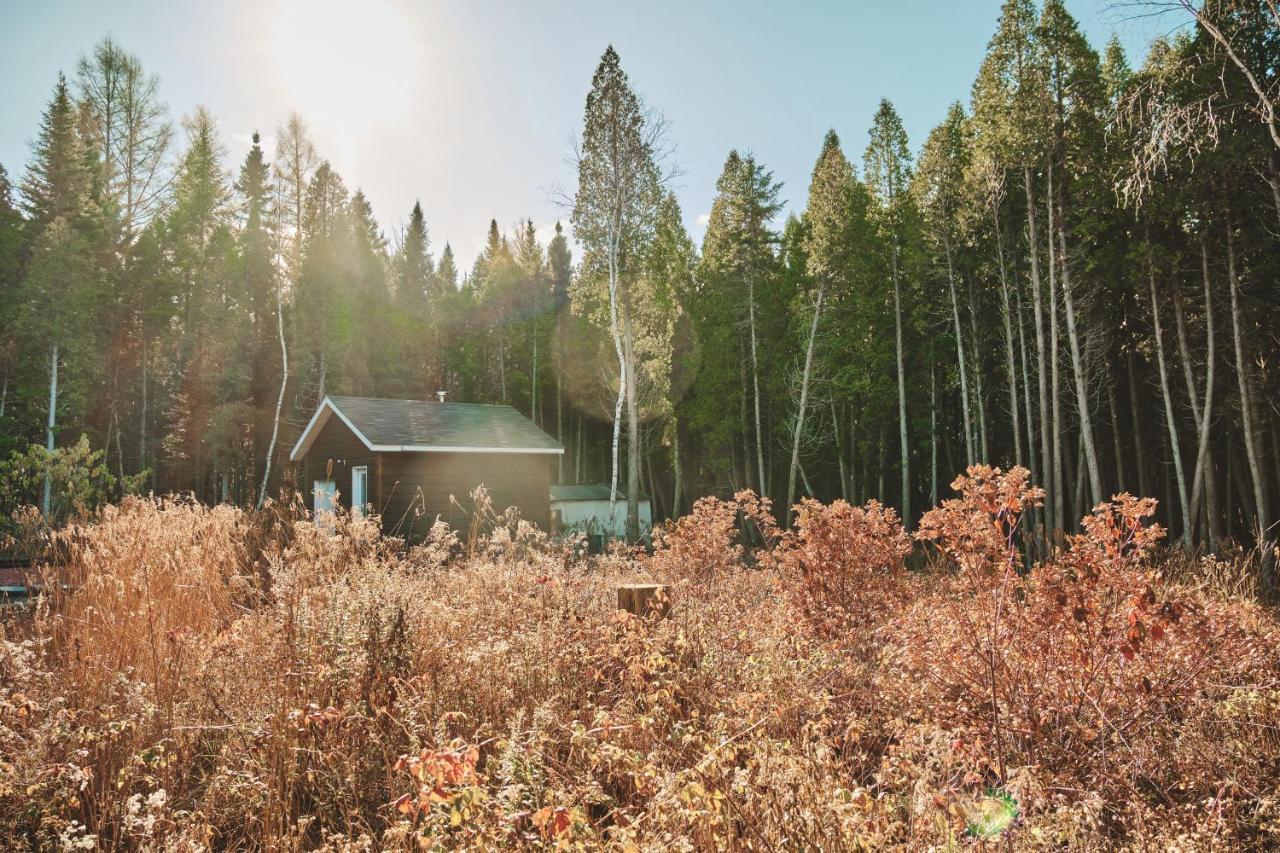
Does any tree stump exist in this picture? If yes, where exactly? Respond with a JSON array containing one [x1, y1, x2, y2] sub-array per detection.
[[617, 583, 669, 618]]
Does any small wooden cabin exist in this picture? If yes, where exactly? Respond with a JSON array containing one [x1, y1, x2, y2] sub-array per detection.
[[290, 395, 562, 537]]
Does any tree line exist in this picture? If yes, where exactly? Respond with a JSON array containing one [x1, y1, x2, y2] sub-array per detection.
[[1, 1, 1277, 558]]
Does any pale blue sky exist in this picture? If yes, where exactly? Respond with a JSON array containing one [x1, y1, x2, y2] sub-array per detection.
[[0, 0, 1171, 269]]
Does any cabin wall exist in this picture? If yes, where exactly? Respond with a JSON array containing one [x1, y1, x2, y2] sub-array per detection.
[[378, 451, 554, 540], [301, 416, 375, 514]]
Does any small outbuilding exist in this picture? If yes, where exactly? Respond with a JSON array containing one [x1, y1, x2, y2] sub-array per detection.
[[290, 395, 562, 538], [550, 484, 652, 540]]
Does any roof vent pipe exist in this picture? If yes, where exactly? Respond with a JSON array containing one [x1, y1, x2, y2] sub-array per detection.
[[436, 390, 446, 403]]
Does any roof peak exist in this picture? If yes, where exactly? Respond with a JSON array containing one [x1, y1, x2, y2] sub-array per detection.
[[327, 394, 513, 409]]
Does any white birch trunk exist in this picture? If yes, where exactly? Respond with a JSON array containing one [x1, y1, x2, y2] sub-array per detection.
[[1148, 247, 1192, 547], [930, 366, 938, 507], [946, 239, 974, 465], [892, 247, 910, 526], [257, 288, 289, 510], [1024, 166, 1052, 536], [1225, 213, 1271, 561], [786, 283, 825, 526], [42, 345, 59, 518], [749, 279, 767, 496], [995, 215, 1023, 468], [1187, 233, 1218, 550], [1054, 199, 1102, 505], [1047, 170, 1064, 534]]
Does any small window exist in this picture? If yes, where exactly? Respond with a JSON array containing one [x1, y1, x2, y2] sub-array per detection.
[[352, 466, 368, 517]]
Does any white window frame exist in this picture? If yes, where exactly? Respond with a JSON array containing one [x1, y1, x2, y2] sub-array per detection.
[[351, 466, 369, 517]]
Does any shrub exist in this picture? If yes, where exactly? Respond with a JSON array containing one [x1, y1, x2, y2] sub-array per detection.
[[0, 468, 1276, 848]]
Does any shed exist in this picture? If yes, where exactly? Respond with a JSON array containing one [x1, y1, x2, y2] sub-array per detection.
[[550, 484, 652, 539], [290, 395, 562, 538]]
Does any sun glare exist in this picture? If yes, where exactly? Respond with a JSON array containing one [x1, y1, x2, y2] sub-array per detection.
[[261, 0, 427, 132]]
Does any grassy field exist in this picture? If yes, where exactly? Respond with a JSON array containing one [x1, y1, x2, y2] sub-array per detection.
[[1, 466, 1277, 849]]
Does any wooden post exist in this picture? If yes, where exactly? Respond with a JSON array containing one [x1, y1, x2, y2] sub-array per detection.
[[617, 583, 669, 618]]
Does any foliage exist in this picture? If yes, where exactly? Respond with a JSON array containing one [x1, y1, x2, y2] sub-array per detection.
[[1, 471, 1277, 848], [0, 435, 145, 528]]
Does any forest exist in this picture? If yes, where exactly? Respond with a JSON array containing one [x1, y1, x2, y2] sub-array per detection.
[[2, 1, 1280, 848], [1, 0, 1278, 559]]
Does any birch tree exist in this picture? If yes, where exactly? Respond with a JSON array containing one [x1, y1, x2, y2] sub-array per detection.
[[571, 46, 665, 540]]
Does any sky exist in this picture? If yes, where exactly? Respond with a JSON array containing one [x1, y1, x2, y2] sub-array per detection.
[[0, 0, 1175, 271]]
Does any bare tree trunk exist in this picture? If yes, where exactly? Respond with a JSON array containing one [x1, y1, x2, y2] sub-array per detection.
[[832, 397, 848, 501], [42, 345, 59, 518], [968, 281, 989, 462], [623, 301, 641, 540], [606, 247, 625, 510], [995, 215, 1022, 467], [556, 362, 563, 482], [1148, 243, 1192, 547], [576, 411, 584, 484], [1024, 166, 1052, 535], [1126, 350, 1151, 499], [849, 413, 859, 503], [257, 289, 289, 510], [892, 245, 910, 526], [139, 335, 147, 480], [1106, 375, 1125, 493], [749, 279, 767, 496], [798, 459, 814, 498], [786, 283, 825, 526], [1046, 172, 1064, 534], [930, 365, 938, 506], [670, 416, 682, 518], [739, 340, 752, 491], [946, 239, 974, 464], [1187, 232, 1220, 551], [1017, 263, 1037, 481], [1073, 429, 1087, 521], [1225, 210, 1271, 563], [1054, 193, 1102, 505]]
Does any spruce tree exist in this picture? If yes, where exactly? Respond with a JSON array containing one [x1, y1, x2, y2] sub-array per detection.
[[865, 99, 916, 523]]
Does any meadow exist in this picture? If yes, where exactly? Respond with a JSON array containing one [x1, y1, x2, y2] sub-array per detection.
[[1, 466, 1278, 850]]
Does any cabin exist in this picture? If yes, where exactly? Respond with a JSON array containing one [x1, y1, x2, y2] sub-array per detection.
[[290, 395, 562, 538], [550, 484, 652, 540]]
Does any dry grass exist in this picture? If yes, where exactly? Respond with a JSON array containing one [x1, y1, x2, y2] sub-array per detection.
[[1, 469, 1277, 850]]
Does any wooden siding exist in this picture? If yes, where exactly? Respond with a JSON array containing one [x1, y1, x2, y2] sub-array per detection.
[[301, 415, 553, 539], [378, 451, 552, 540], [301, 415, 375, 514]]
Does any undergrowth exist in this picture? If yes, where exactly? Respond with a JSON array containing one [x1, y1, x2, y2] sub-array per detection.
[[1, 468, 1277, 850]]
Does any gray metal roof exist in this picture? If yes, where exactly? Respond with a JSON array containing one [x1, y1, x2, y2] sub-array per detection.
[[550, 484, 649, 502], [290, 396, 563, 460]]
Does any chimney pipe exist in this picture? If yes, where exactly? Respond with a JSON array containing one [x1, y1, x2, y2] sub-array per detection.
[[436, 390, 446, 403]]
